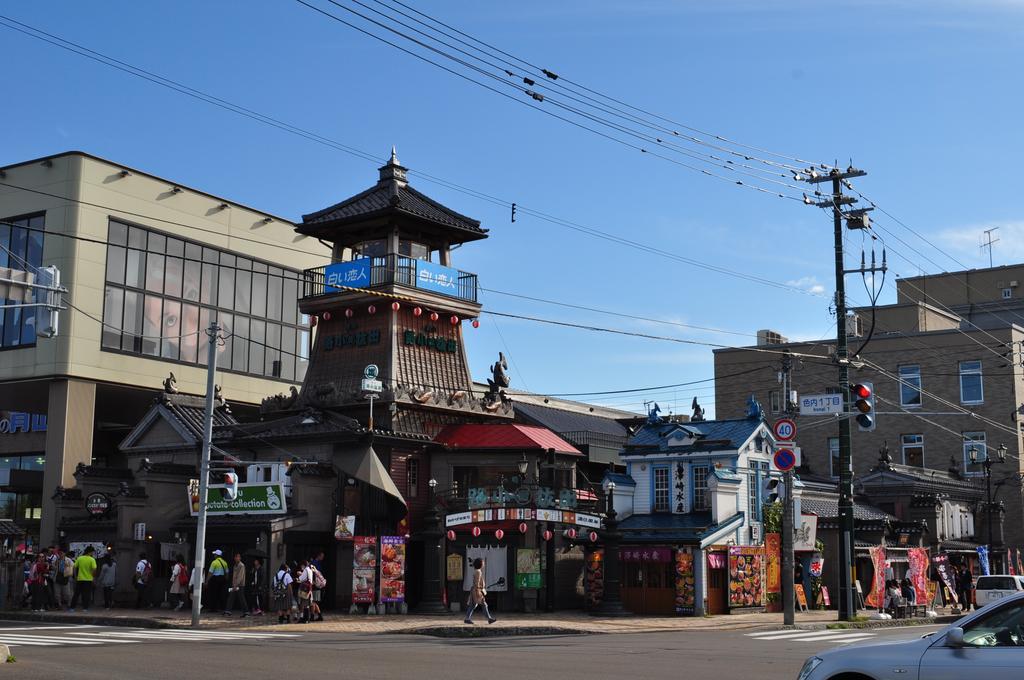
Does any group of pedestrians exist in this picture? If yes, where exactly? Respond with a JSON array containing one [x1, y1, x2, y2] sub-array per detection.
[[271, 552, 328, 624], [200, 549, 267, 617], [21, 545, 115, 613]]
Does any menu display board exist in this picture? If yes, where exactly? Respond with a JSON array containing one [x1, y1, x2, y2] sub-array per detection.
[[675, 549, 695, 615], [379, 536, 406, 603], [446, 553, 464, 582], [765, 533, 781, 594], [515, 549, 541, 589], [351, 536, 377, 604], [728, 546, 764, 608]]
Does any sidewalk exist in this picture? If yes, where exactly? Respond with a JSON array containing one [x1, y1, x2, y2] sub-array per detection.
[[0, 606, 959, 635]]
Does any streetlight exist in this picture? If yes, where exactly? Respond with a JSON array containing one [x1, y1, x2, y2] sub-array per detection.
[[594, 480, 627, 616], [517, 454, 529, 478], [417, 477, 446, 614], [970, 443, 1007, 572]]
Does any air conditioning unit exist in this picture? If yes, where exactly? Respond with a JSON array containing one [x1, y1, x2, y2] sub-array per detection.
[[1011, 280, 1019, 288], [846, 313, 863, 337], [749, 522, 763, 544]]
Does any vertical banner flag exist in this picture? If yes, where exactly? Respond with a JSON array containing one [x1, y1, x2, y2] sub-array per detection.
[[865, 546, 887, 609], [351, 536, 377, 604], [907, 548, 930, 606], [931, 552, 959, 605], [1017, 548, 1024, 577], [675, 549, 695, 615], [379, 536, 407, 603], [977, 546, 991, 577], [765, 533, 781, 594]]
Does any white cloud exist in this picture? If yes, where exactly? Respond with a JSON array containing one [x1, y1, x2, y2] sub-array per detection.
[[786, 276, 826, 295], [933, 221, 1024, 269]]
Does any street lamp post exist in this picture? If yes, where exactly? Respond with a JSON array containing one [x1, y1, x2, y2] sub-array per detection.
[[417, 478, 447, 614], [594, 481, 628, 616], [970, 443, 1007, 572]]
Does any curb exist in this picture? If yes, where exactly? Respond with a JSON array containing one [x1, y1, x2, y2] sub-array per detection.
[[395, 625, 592, 638], [794, 615, 959, 631], [0, 611, 176, 629]]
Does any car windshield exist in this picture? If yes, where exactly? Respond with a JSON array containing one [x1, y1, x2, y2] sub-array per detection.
[[962, 600, 1024, 647]]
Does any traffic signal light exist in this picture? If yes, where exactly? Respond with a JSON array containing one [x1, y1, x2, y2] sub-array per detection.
[[221, 472, 239, 501], [763, 476, 784, 504], [852, 381, 875, 432]]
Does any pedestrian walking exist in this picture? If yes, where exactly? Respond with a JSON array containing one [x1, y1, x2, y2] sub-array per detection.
[[206, 549, 230, 612], [44, 546, 59, 610], [169, 554, 188, 611], [248, 557, 264, 615], [224, 553, 249, 617], [69, 546, 97, 612], [464, 558, 496, 625], [296, 559, 313, 623], [56, 550, 75, 608], [958, 565, 974, 611], [99, 554, 118, 609], [134, 552, 153, 609], [309, 554, 325, 622], [271, 563, 294, 624], [29, 553, 49, 612]]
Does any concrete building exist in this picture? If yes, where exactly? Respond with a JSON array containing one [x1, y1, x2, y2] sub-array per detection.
[[0, 151, 327, 547], [713, 265, 1024, 564]]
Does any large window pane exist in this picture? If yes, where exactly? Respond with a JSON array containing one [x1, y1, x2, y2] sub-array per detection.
[[180, 303, 199, 363], [280, 326, 296, 381], [122, 291, 143, 352], [251, 272, 267, 318], [201, 262, 218, 305], [264, 323, 281, 377], [296, 330, 309, 382], [231, 316, 249, 373], [249, 319, 265, 377], [102, 286, 123, 349], [141, 295, 162, 356], [125, 247, 145, 288], [165, 256, 184, 298], [183, 260, 201, 301], [216, 312, 233, 369], [106, 245, 126, 284], [218, 262, 235, 310], [108, 221, 128, 246], [282, 277, 298, 325], [198, 307, 213, 365], [235, 269, 251, 315], [145, 252, 165, 293], [267, 268, 283, 322], [960, 361, 983, 404], [161, 299, 181, 360]]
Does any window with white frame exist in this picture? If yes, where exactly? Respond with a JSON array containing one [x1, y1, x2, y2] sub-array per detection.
[[963, 431, 987, 476], [653, 466, 670, 512], [959, 360, 984, 404], [901, 434, 924, 467], [748, 461, 768, 519], [769, 391, 781, 414], [899, 364, 922, 406], [692, 465, 709, 511], [828, 437, 840, 479]]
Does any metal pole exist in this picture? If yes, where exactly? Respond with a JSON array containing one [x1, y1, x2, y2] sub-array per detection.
[[191, 322, 220, 628], [368, 394, 375, 430], [987, 463, 993, 571], [545, 447, 556, 612], [832, 171, 857, 622], [782, 470, 795, 625]]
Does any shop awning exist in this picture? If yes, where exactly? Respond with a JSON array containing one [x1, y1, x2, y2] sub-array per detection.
[[336, 444, 406, 508]]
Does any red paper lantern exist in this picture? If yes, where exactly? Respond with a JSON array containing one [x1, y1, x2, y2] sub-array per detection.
[[345, 308, 354, 318], [446, 530, 456, 541], [368, 305, 376, 314], [471, 526, 481, 538], [518, 522, 528, 534], [391, 301, 400, 311], [450, 315, 459, 325], [542, 530, 553, 542], [495, 529, 505, 540], [430, 312, 439, 322], [564, 528, 577, 540], [589, 531, 598, 543], [322, 311, 331, 321], [413, 307, 422, 317], [310, 316, 318, 327], [472, 319, 480, 328]]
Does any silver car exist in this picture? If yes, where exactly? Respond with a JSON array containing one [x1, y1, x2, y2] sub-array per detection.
[[798, 592, 1024, 680]]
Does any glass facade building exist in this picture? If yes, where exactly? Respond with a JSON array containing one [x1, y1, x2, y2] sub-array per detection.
[[0, 213, 46, 348]]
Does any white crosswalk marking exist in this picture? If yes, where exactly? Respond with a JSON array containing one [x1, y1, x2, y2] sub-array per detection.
[[745, 629, 878, 644], [0, 627, 300, 649]]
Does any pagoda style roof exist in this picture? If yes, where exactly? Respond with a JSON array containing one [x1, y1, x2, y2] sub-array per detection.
[[297, 149, 487, 244]]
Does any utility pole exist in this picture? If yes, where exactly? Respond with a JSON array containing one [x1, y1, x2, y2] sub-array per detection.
[[780, 351, 795, 626], [805, 166, 866, 622], [191, 322, 220, 628]]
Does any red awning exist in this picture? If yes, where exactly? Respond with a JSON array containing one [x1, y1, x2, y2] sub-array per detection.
[[433, 424, 581, 456]]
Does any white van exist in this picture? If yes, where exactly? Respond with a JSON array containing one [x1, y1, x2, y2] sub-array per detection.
[[974, 574, 1024, 607]]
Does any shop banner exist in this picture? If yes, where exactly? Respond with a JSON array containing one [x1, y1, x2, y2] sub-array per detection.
[[620, 547, 673, 562], [188, 482, 286, 516], [446, 553, 464, 582], [351, 536, 377, 604], [463, 546, 509, 592], [865, 546, 887, 609], [675, 549, 695, 615], [931, 552, 959, 605], [907, 547, 930, 605], [794, 515, 818, 552], [765, 533, 781, 594], [1017, 548, 1024, 577], [728, 546, 764, 608], [69, 541, 107, 558], [977, 546, 991, 576], [325, 257, 371, 291], [585, 550, 603, 607], [334, 515, 355, 541], [515, 548, 541, 589], [379, 536, 406, 603]]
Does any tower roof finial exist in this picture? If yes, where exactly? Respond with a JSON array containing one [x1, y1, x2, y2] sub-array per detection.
[[379, 146, 407, 187], [389, 145, 399, 166]]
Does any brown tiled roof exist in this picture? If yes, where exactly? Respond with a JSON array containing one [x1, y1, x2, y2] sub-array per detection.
[[161, 393, 238, 440]]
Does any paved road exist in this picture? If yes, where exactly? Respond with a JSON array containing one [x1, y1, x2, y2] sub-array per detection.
[[0, 622, 943, 679]]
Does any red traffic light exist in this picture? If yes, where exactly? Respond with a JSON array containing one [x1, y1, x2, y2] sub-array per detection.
[[852, 384, 872, 399]]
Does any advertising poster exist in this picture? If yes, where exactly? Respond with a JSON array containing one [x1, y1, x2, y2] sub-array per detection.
[[907, 548, 930, 605], [515, 548, 541, 589], [351, 536, 377, 604], [765, 533, 781, 594], [585, 550, 603, 607], [334, 515, 355, 541], [931, 552, 959, 605], [728, 546, 764, 608], [865, 546, 887, 608], [675, 549, 695, 615], [446, 553, 464, 582], [379, 536, 407, 603]]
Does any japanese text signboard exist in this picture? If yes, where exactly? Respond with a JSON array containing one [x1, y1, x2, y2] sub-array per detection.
[[675, 549, 696, 615], [352, 536, 377, 604], [187, 482, 286, 516], [799, 394, 843, 416], [379, 536, 406, 603], [415, 260, 461, 296], [325, 258, 371, 291]]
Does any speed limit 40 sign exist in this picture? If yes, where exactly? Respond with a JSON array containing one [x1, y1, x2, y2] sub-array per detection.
[[773, 418, 796, 441]]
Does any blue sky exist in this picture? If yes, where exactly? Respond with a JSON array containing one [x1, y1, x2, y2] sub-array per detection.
[[3, 1, 1023, 416]]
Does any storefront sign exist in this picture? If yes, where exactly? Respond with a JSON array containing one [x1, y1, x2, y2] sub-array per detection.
[[85, 492, 112, 517], [620, 547, 672, 562], [402, 329, 457, 353], [379, 536, 406, 603], [728, 546, 764, 608], [187, 482, 287, 516], [352, 536, 377, 604], [415, 260, 461, 295], [932, 552, 959, 605], [323, 328, 381, 351], [794, 514, 817, 551], [334, 515, 355, 540], [765, 533, 781, 594], [0, 412, 46, 434], [133, 523, 146, 541], [468, 486, 577, 510], [675, 549, 695, 615], [325, 258, 371, 291], [515, 548, 541, 589], [446, 553, 464, 582], [445, 511, 473, 528], [575, 514, 601, 529]]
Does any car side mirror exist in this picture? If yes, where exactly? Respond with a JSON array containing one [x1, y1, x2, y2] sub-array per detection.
[[946, 627, 965, 648]]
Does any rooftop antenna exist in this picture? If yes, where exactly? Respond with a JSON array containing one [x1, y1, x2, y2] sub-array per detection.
[[981, 227, 1000, 268]]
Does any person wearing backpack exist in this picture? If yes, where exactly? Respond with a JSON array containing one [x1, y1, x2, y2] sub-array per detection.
[[169, 553, 188, 611], [308, 557, 326, 622], [224, 553, 249, 617], [271, 562, 294, 624], [134, 552, 153, 609], [98, 554, 118, 609]]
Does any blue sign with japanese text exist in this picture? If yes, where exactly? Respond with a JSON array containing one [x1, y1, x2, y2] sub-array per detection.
[[415, 260, 461, 295], [325, 258, 371, 291]]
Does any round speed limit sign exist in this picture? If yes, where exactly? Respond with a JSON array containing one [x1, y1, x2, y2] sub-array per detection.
[[773, 418, 796, 441]]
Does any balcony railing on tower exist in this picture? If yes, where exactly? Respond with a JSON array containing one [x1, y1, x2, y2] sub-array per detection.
[[301, 254, 478, 303]]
